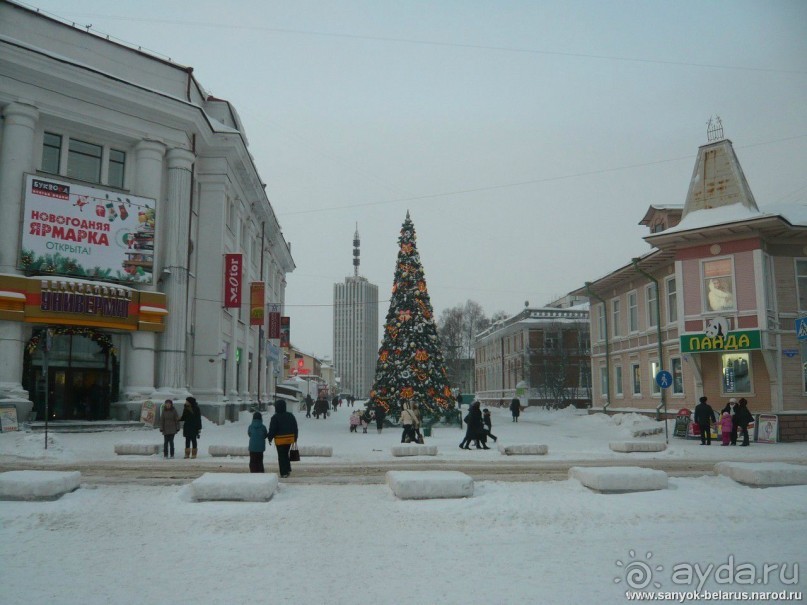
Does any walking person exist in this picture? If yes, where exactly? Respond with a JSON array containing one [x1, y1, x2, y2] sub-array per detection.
[[248, 412, 268, 473], [736, 398, 754, 446], [693, 396, 716, 445], [180, 396, 202, 458], [400, 401, 419, 443], [374, 403, 386, 434], [304, 394, 313, 418], [332, 395, 339, 412], [510, 397, 521, 422], [460, 401, 487, 449], [481, 408, 498, 444], [721, 398, 739, 445], [267, 399, 298, 478], [159, 399, 180, 458]]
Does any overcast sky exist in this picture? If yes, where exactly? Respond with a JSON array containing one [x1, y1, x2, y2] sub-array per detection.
[[27, 0, 807, 359]]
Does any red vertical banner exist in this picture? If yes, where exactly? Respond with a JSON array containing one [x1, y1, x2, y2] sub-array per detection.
[[279, 316, 290, 347], [223, 254, 243, 308], [267, 304, 281, 339], [249, 282, 265, 326]]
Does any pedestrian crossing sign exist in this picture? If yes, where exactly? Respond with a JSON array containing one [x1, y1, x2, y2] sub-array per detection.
[[796, 316, 807, 341]]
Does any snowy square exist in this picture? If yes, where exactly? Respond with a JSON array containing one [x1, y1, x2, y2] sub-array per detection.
[[0, 470, 81, 501], [497, 444, 548, 455], [386, 470, 473, 500], [390, 444, 437, 457], [569, 466, 668, 493], [609, 441, 667, 453], [114, 443, 160, 456], [298, 445, 332, 457], [715, 462, 807, 487], [208, 445, 250, 457], [190, 472, 278, 502]]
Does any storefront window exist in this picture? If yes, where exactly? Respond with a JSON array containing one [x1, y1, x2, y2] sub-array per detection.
[[632, 363, 641, 395], [671, 357, 683, 395], [650, 360, 660, 395], [721, 352, 751, 394], [67, 139, 102, 183], [703, 258, 735, 312]]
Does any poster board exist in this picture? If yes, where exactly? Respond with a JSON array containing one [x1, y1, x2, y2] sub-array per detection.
[[140, 399, 157, 426], [0, 405, 19, 432], [755, 414, 778, 444], [673, 416, 690, 438]]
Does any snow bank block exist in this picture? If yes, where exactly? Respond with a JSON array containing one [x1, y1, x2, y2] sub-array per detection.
[[114, 443, 160, 456], [0, 470, 82, 501], [386, 471, 473, 500], [208, 445, 249, 457], [190, 472, 278, 502], [498, 444, 548, 455], [609, 441, 667, 453], [391, 444, 437, 457], [569, 466, 668, 493], [298, 445, 332, 457], [715, 462, 807, 487], [631, 426, 664, 437]]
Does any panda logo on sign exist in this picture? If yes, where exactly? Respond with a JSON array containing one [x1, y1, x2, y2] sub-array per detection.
[[705, 316, 729, 339]]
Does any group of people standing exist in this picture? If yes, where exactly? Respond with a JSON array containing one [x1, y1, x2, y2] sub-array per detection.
[[247, 399, 299, 477], [349, 405, 385, 433], [459, 401, 498, 449], [159, 397, 202, 459], [693, 396, 753, 446]]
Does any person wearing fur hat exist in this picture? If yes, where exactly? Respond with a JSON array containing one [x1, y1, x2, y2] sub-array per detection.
[[180, 397, 202, 458], [267, 399, 298, 478], [159, 399, 181, 458], [248, 412, 268, 473], [693, 396, 716, 445]]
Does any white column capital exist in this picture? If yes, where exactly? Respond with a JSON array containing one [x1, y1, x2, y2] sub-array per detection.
[[166, 147, 196, 171], [2, 102, 39, 128], [134, 139, 166, 162]]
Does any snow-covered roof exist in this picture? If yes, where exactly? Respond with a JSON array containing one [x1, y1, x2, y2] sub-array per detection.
[[656, 200, 807, 236]]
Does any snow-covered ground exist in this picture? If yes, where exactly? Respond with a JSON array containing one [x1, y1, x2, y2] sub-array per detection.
[[1, 405, 805, 604]]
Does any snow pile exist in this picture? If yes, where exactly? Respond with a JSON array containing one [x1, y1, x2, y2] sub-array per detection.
[[208, 445, 249, 457], [497, 443, 548, 455], [190, 472, 278, 502], [298, 445, 332, 457], [0, 470, 81, 500], [386, 470, 473, 500], [609, 441, 667, 453], [390, 444, 437, 457], [715, 462, 807, 487], [114, 443, 159, 455], [569, 466, 668, 493]]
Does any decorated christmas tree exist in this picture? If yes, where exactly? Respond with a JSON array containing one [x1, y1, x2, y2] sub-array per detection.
[[370, 212, 456, 423]]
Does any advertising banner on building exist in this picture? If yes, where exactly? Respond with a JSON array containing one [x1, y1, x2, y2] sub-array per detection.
[[280, 316, 290, 347], [19, 174, 157, 285], [249, 282, 265, 326], [223, 253, 243, 308], [267, 304, 281, 339]]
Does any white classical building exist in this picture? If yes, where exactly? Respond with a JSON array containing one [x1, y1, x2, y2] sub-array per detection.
[[333, 227, 378, 397], [0, 2, 294, 424]]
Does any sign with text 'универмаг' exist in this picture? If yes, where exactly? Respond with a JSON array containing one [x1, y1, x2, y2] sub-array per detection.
[[680, 330, 761, 353]]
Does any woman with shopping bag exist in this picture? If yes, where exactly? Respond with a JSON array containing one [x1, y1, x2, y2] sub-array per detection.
[[267, 399, 299, 478]]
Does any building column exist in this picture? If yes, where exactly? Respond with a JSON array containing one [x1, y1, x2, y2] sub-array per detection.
[[156, 147, 195, 398], [121, 140, 165, 400], [0, 102, 39, 405]]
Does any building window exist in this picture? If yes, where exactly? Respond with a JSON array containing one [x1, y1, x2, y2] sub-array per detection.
[[42, 132, 62, 174], [108, 149, 126, 188], [796, 259, 807, 312], [650, 360, 660, 395], [544, 330, 560, 351], [671, 357, 683, 395], [646, 283, 658, 328], [703, 258, 735, 312], [614, 365, 623, 396], [596, 304, 606, 342], [721, 352, 751, 394], [631, 363, 641, 395], [612, 299, 621, 337], [599, 366, 608, 398], [666, 276, 677, 324], [67, 139, 102, 183], [628, 291, 638, 332]]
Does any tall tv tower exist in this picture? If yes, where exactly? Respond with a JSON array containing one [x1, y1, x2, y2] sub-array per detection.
[[353, 223, 360, 277]]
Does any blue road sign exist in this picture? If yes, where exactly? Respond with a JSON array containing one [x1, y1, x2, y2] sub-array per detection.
[[655, 370, 673, 389], [796, 316, 807, 341]]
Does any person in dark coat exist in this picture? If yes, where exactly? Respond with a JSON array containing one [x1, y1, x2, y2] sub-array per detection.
[[693, 396, 716, 445], [460, 401, 488, 449], [304, 394, 313, 418], [247, 412, 268, 473], [332, 395, 339, 412], [481, 408, 498, 444], [180, 396, 202, 458], [509, 397, 521, 422], [314, 395, 328, 419], [267, 399, 299, 478], [374, 403, 386, 433], [735, 398, 753, 446], [159, 399, 181, 458], [720, 398, 740, 445]]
